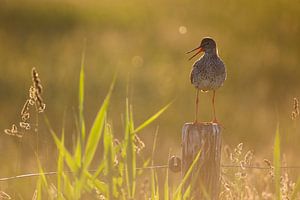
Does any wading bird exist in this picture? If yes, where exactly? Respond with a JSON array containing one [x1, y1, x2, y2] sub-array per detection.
[[187, 37, 227, 124]]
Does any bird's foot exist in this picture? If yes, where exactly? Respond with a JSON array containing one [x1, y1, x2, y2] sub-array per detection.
[[211, 119, 225, 129], [212, 118, 219, 124], [193, 120, 207, 125]]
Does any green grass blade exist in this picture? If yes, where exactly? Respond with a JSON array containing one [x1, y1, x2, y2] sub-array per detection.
[[36, 154, 49, 196], [52, 131, 79, 172], [92, 179, 109, 195], [133, 102, 172, 134], [124, 98, 136, 198], [174, 149, 202, 199], [74, 178, 84, 199], [129, 102, 136, 198], [103, 122, 115, 199], [83, 78, 115, 170], [74, 139, 82, 168], [83, 170, 108, 195], [92, 162, 105, 179], [79, 40, 86, 142], [151, 127, 159, 200], [164, 166, 169, 200], [45, 116, 79, 172], [274, 124, 281, 200], [36, 176, 42, 200], [62, 172, 75, 199], [151, 169, 159, 200], [35, 156, 48, 200], [151, 168, 157, 199], [57, 133, 65, 200], [57, 115, 66, 200], [152, 126, 159, 163], [77, 40, 86, 172], [182, 185, 191, 200], [164, 151, 170, 200]]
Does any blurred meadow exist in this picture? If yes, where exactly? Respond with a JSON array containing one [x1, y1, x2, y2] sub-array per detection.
[[0, 0, 300, 198]]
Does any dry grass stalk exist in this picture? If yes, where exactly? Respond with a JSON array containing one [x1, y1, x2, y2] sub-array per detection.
[[31, 189, 37, 200], [3, 67, 46, 138], [221, 144, 300, 200], [0, 191, 11, 199]]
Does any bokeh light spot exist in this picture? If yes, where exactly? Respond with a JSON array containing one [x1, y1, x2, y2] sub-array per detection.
[[179, 26, 187, 34], [132, 56, 143, 67]]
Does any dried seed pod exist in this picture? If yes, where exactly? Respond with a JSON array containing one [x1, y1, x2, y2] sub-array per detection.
[[237, 143, 243, 151], [20, 122, 30, 130], [29, 86, 37, 100], [21, 99, 30, 116], [36, 93, 46, 113], [114, 139, 121, 146], [21, 113, 30, 122], [292, 98, 299, 120], [11, 124, 18, 133], [292, 111, 297, 120], [294, 97, 299, 115], [4, 129, 13, 136], [135, 135, 145, 154], [29, 99, 35, 105], [38, 103, 46, 113], [224, 183, 230, 191], [244, 150, 253, 165], [15, 131, 24, 138], [4, 124, 24, 138], [240, 160, 246, 170], [264, 159, 272, 168], [32, 67, 43, 94], [113, 155, 119, 166]]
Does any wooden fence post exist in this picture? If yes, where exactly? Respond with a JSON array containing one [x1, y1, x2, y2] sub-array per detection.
[[181, 122, 222, 200]]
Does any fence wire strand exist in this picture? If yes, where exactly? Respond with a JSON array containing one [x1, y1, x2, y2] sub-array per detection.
[[1, 164, 300, 182]]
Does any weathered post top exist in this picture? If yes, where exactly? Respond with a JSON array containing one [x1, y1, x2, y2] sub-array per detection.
[[181, 122, 222, 200]]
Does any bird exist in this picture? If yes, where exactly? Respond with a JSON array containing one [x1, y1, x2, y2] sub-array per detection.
[[186, 37, 227, 124]]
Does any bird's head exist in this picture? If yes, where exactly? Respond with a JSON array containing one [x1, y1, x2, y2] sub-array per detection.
[[186, 37, 217, 60]]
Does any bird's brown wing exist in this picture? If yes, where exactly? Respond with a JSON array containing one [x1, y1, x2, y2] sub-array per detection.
[[190, 61, 201, 84], [190, 66, 198, 84], [190, 69, 193, 84]]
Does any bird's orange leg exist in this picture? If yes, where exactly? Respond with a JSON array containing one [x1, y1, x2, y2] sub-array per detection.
[[212, 90, 218, 123], [194, 89, 199, 124]]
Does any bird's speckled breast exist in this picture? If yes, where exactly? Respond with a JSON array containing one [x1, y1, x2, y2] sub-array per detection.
[[190, 54, 226, 91]]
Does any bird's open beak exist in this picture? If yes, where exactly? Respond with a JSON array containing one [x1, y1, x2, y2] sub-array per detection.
[[186, 46, 203, 60]]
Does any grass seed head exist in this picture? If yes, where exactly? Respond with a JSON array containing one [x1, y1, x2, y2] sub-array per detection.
[[32, 67, 43, 94], [3, 67, 45, 137], [134, 135, 145, 154], [21, 99, 30, 116], [4, 124, 24, 138], [293, 97, 299, 114], [292, 97, 299, 120], [19, 122, 30, 130]]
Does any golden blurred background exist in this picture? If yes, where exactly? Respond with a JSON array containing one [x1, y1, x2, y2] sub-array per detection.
[[0, 0, 300, 197]]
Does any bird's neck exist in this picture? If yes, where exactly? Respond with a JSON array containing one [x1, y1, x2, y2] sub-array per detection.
[[204, 48, 218, 57]]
